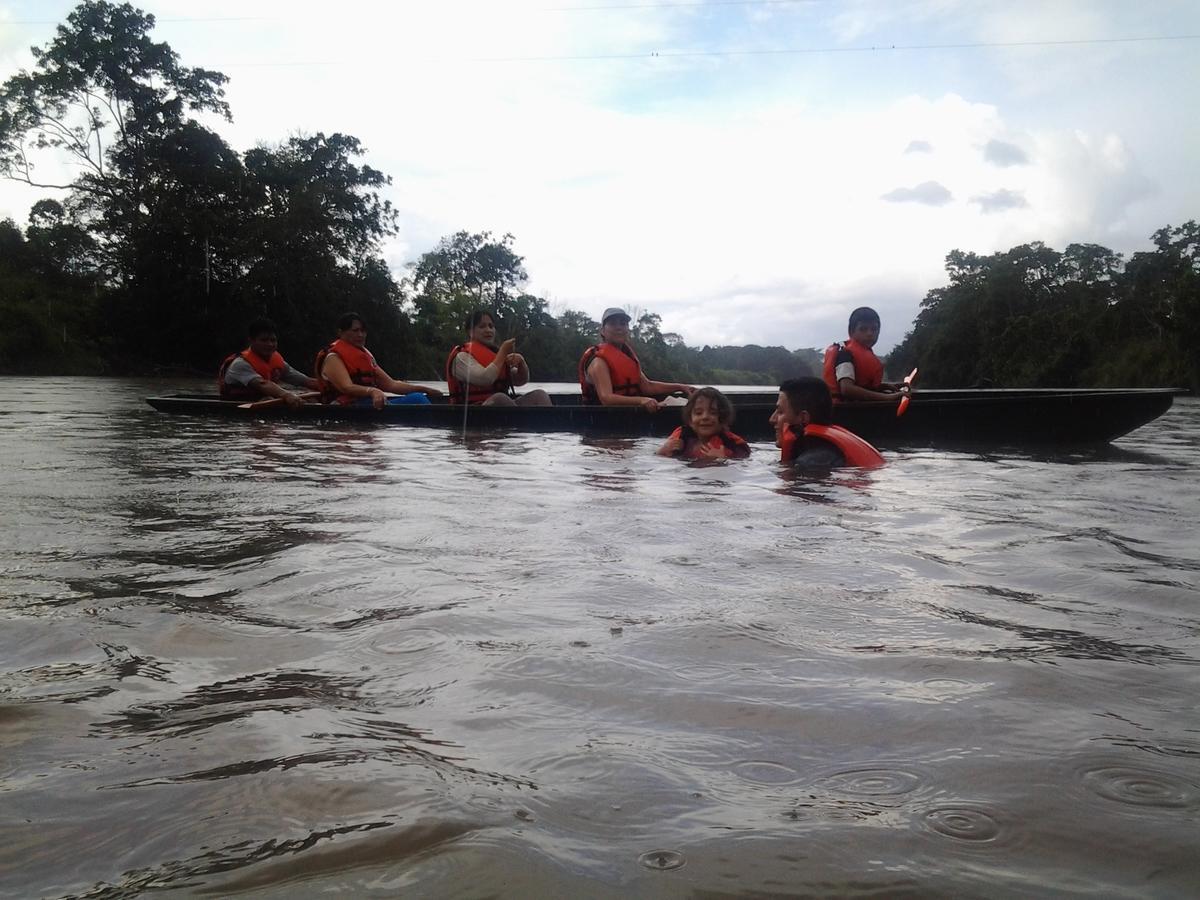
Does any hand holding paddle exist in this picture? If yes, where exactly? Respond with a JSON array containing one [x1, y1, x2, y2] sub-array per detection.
[[897, 368, 918, 417], [238, 391, 319, 411]]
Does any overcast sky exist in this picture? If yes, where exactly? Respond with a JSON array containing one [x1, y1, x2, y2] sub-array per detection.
[[2, 0, 1198, 352]]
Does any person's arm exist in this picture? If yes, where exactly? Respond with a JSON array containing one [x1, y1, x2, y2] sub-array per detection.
[[323, 353, 388, 408], [453, 352, 504, 387], [254, 378, 308, 409], [375, 366, 444, 398], [281, 361, 320, 392], [833, 349, 898, 401], [640, 373, 695, 398], [227, 357, 306, 409], [837, 378, 901, 402], [587, 357, 658, 411]]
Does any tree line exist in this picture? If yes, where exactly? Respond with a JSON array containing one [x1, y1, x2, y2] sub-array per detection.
[[888, 226, 1199, 391], [1, 2, 1196, 391]]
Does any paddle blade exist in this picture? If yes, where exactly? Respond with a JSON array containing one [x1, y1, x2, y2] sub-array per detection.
[[238, 397, 284, 410], [237, 391, 318, 411], [896, 368, 917, 417]]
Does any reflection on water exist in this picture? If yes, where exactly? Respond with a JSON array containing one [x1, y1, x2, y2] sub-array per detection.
[[1, 379, 1199, 897]]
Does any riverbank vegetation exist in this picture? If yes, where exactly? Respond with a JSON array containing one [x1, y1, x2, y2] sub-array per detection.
[[889, 225, 1200, 391], [2, 2, 1196, 390]]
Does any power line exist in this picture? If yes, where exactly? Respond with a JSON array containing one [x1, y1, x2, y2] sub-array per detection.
[[538, 0, 820, 9], [477, 33, 1200, 61], [4, 1, 822, 23], [209, 33, 1200, 68], [4, 16, 272, 25]]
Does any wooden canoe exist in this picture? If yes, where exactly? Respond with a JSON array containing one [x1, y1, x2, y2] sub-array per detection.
[[144, 387, 1183, 446]]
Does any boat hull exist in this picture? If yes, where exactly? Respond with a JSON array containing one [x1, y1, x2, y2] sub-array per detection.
[[145, 388, 1181, 446]]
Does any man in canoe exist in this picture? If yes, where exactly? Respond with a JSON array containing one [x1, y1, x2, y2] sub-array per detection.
[[771, 377, 885, 468], [579, 307, 696, 411], [823, 306, 909, 402], [218, 317, 319, 409]]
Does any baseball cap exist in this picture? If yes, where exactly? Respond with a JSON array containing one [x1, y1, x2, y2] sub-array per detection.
[[602, 307, 631, 323]]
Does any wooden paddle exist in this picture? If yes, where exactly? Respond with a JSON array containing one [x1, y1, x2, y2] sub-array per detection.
[[237, 391, 320, 410], [897, 368, 918, 417]]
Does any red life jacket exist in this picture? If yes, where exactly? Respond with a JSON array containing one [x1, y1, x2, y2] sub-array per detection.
[[218, 349, 286, 400], [445, 341, 510, 405], [823, 338, 884, 396], [579, 342, 642, 404], [315, 338, 377, 405], [779, 423, 885, 468], [668, 426, 750, 460]]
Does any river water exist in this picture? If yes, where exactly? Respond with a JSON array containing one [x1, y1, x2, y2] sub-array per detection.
[[2, 377, 1198, 898]]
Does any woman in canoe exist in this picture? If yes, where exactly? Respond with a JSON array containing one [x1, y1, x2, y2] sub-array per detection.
[[316, 312, 443, 408], [579, 307, 695, 412], [445, 311, 552, 406]]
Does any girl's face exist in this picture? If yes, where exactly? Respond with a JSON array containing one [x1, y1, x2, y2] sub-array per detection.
[[470, 315, 496, 345], [688, 395, 723, 440]]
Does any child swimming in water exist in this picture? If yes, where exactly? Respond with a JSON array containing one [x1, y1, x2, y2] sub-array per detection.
[[656, 387, 751, 460]]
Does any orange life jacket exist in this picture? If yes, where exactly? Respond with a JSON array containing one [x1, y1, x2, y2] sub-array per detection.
[[668, 426, 750, 460], [315, 338, 377, 405], [579, 342, 642, 404], [218, 348, 286, 400], [445, 341, 510, 405], [823, 338, 884, 396], [779, 423, 885, 468]]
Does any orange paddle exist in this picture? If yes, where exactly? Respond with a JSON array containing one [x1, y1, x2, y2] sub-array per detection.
[[897, 368, 918, 417]]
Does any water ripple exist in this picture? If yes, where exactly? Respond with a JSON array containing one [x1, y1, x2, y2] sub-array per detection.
[[921, 805, 1003, 843], [1080, 765, 1199, 810], [817, 765, 926, 797]]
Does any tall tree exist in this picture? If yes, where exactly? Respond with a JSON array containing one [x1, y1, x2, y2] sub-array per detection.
[[0, 1, 230, 265], [234, 132, 405, 363], [407, 230, 532, 359], [1, 2, 412, 372], [890, 225, 1199, 390]]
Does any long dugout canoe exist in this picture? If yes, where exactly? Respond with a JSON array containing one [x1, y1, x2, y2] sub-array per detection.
[[145, 387, 1184, 446]]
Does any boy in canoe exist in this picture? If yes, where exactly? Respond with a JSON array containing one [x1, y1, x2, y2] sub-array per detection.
[[771, 377, 885, 468], [823, 306, 908, 402], [218, 317, 319, 409]]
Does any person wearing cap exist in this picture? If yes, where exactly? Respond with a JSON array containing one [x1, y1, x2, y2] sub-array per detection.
[[578, 308, 696, 411]]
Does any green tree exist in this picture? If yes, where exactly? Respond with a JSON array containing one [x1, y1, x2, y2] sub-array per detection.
[[406, 231, 537, 372], [1, 2, 413, 374], [233, 132, 407, 368], [890, 226, 1199, 390], [0, 1, 230, 259]]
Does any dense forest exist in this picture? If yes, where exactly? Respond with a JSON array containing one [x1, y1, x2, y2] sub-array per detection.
[[1, 2, 1196, 391], [889, 225, 1200, 391]]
